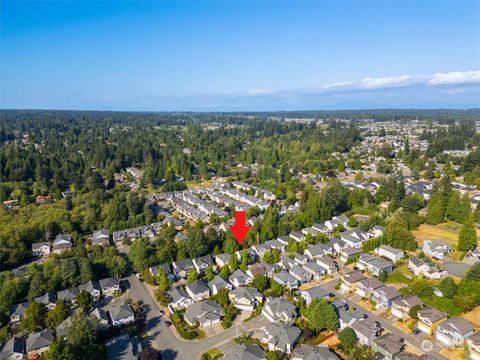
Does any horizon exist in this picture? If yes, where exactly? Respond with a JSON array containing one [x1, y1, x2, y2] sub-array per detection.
[[1, 0, 479, 110]]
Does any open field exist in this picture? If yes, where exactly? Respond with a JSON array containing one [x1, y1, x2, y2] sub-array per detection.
[[412, 224, 460, 245]]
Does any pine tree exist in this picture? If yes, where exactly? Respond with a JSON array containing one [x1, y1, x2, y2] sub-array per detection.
[[157, 268, 171, 291], [458, 214, 478, 251]]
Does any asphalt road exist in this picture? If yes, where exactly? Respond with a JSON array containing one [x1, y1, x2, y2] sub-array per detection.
[[321, 279, 449, 360]]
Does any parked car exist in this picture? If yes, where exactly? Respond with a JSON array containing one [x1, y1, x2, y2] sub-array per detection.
[[413, 328, 421, 335]]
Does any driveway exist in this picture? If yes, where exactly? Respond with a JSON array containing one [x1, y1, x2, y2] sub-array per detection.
[[443, 261, 471, 278]]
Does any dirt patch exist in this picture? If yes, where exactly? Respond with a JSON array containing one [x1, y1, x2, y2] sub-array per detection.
[[440, 347, 468, 360], [462, 307, 480, 328]]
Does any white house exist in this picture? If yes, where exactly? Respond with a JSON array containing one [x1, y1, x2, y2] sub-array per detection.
[[436, 317, 474, 347], [374, 245, 404, 262]]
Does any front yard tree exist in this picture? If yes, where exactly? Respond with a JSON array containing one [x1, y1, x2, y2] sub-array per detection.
[[305, 298, 338, 331], [339, 327, 357, 350], [157, 268, 171, 291]]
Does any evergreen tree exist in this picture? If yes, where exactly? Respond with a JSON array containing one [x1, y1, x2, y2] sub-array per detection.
[[157, 268, 171, 291], [458, 214, 477, 251], [305, 298, 338, 331]]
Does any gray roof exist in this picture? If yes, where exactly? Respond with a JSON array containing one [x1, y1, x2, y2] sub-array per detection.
[[185, 280, 210, 295], [34, 292, 56, 306], [291, 345, 340, 360], [168, 287, 191, 303], [32, 242, 50, 251], [185, 300, 224, 325], [417, 306, 447, 323], [57, 288, 78, 301], [26, 329, 53, 352], [10, 301, 30, 317], [99, 277, 120, 290], [229, 269, 250, 284], [105, 334, 142, 360], [437, 317, 474, 336], [373, 333, 404, 355], [208, 275, 231, 292], [221, 344, 266, 360], [262, 323, 301, 351], [300, 286, 331, 300], [55, 316, 72, 338], [79, 280, 100, 293], [229, 287, 262, 302], [109, 303, 134, 322], [264, 297, 297, 319], [0, 336, 24, 358]]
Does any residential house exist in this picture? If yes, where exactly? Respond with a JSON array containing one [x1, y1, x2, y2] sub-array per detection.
[[278, 256, 296, 271], [99, 277, 120, 297], [0, 336, 24, 360], [391, 295, 423, 320], [374, 245, 404, 262], [351, 318, 382, 345], [302, 262, 325, 280], [289, 231, 305, 243], [26, 329, 53, 358], [340, 228, 368, 248], [34, 292, 56, 310], [357, 253, 377, 271], [185, 300, 224, 327], [304, 244, 327, 260], [277, 235, 291, 246], [369, 225, 386, 238], [340, 270, 366, 293], [167, 287, 194, 312], [214, 253, 231, 268], [112, 230, 127, 244], [52, 234, 73, 253], [9, 302, 30, 326], [262, 297, 297, 323], [356, 277, 385, 298], [338, 308, 366, 330], [371, 333, 405, 360], [32, 242, 50, 257], [312, 223, 329, 234], [423, 240, 453, 260], [299, 287, 331, 306], [228, 287, 263, 311], [55, 316, 72, 338], [221, 344, 266, 360], [185, 280, 210, 302], [409, 257, 430, 275], [467, 331, 480, 360], [316, 256, 338, 275], [109, 303, 135, 326], [261, 323, 301, 354], [372, 286, 401, 309], [253, 243, 272, 259], [273, 271, 299, 290], [105, 334, 142, 360], [172, 259, 194, 278], [91, 229, 110, 246], [149, 263, 175, 281], [339, 247, 363, 263], [78, 280, 101, 300], [247, 262, 269, 278], [436, 317, 474, 347], [264, 239, 286, 253], [289, 264, 312, 284], [57, 288, 78, 305], [208, 275, 233, 295], [367, 259, 394, 277], [229, 269, 252, 288], [91, 308, 109, 329], [293, 253, 309, 266], [292, 345, 340, 360], [192, 255, 214, 274], [417, 306, 448, 334]]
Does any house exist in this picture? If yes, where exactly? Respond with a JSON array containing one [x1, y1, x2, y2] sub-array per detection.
[[371, 333, 405, 360], [91, 229, 110, 246], [221, 344, 266, 360], [262, 297, 297, 323], [467, 331, 480, 360], [304, 244, 327, 260], [338, 308, 366, 330], [247, 262, 269, 278], [208, 275, 233, 295], [417, 306, 448, 334], [149, 263, 175, 281], [229, 269, 252, 288], [436, 317, 474, 347], [391, 295, 423, 320], [9, 302, 30, 326], [32, 242, 50, 257], [289, 264, 312, 284], [357, 253, 377, 271], [99, 277, 121, 297], [52, 234, 73, 253], [302, 261, 325, 280], [0, 336, 24, 360], [105, 334, 142, 360], [372, 286, 400, 309], [294, 253, 309, 266], [112, 230, 127, 244], [302, 227, 321, 237], [289, 231, 305, 243], [367, 259, 394, 277], [26, 329, 53, 357], [340, 228, 368, 248], [57, 288, 78, 305], [34, 292, 56, 310], [351, 318, 382, 345], [374, 245, 404, 262], [167, 287, 194, 312], [172, 259, 194, 278], [356, 277, 384, 298], [408, 257, 430, 275], [316, 256, 338, 275], [78, 280, 101, 300], [253, 243, 272, 259], [423, 240, 453, 260], [277, 235, 291, 246], [273, 271, 299, 290], [312, 223, 329, 234], [277, 255, 295, 271], [264, 239, 286, 253], [228, 287, 263, 311], [299, 287, 331, 306], [261, 323, 301, 354], [185, 280, 210, 302], [340, 270, 366, 293], [215, 253, 231, 268], [292, 345, 340, 360], [192, 254, 213, 274], [185, 300, 224, 327], [369, 225, 386, 238], [339, 247, 363, 263], [109, 303, 135, 326], [55, 316, 72, 338], [91, 308, 109, 328]]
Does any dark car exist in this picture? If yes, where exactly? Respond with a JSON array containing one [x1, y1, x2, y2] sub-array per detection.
[[413, 329, 421, 335]]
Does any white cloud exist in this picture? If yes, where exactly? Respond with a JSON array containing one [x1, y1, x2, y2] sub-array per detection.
[[428, 70, 480, 85], [359, 75, 418, 89]]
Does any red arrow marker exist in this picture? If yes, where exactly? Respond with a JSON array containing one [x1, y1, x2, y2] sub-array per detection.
[[229, 210, 251, 245]]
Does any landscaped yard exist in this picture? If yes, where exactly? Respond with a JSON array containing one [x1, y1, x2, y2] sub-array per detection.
[[201, 348, 223, 360]]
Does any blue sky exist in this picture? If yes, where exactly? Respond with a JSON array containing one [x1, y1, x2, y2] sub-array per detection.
[[1, 0, 479, 110]]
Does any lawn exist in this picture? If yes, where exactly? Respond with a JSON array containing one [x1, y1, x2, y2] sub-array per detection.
[[386, 271, 412, 285], [202, 348, 223, 360], [412, 224, 459, 245], [420, 295, 462, 317]]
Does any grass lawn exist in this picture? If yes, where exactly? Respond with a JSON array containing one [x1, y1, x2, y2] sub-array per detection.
[[386, 271, 412, 285], [420, 295, 462, 317], [412, 224, 459, 245], [202, 348, 223, 360]]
